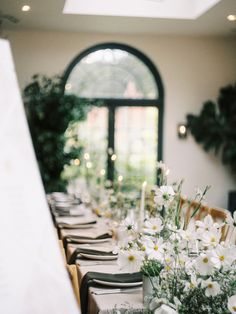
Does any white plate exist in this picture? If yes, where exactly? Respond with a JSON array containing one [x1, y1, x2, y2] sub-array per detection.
[[93, 279, 143, 287], [80, 253, 118, 260], [71, 238, 111, 244]]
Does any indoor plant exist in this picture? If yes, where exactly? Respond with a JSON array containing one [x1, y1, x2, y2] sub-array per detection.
[[23, 74, 93, 192], [186, 82, 236, 213]]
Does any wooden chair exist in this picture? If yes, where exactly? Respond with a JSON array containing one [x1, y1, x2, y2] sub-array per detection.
[[58, 240, 81, 306], [67, 264, 80, 306], [179, 197, 209, 227]]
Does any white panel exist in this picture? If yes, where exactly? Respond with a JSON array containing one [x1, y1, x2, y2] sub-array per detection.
[[63, 0, 221, 19], [0, 39, 80, 314]]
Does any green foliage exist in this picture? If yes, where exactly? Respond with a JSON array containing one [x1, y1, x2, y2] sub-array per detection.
[[23, 74, 93, 192], [186, 83, 236, 175], [140, 259, 164, 277]]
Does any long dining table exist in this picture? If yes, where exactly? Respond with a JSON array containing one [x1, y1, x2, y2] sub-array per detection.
[[57, 213, 145, 314]]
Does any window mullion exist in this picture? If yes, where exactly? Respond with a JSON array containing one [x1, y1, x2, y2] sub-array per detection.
[[107, 105, 116, 181]]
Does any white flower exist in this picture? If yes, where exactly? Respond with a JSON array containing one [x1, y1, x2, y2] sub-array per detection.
[[201, 278, 221, 297], [120, 216, 138, 233], [154, 186, 175, 206], [196, 214, 220, 234], [228, 295, 236, 313], [211, 245, 235, 269], [154, 304, 177, 314], [146, 237, 165, 261], [195, 252, 216, 275], [117, 249, 144, 272], [179, 219, 197, 242], [201, 229, 221, 247], [144, 217, 163, 235], [177, 252, 189, 268], [184, 274, 201, 292]]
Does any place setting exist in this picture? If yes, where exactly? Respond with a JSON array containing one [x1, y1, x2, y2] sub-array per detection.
[[68, 244, 118, 264]]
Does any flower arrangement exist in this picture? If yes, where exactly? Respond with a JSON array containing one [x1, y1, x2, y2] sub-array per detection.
[[117, 162, 236, 314]]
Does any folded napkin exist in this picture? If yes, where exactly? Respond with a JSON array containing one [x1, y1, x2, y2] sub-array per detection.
[[80, 272, 142, 314], [68, 247, 117, 264], [63, 232, 112, 249], [57, 221, 97, 229], [56, 216, 97, 228]]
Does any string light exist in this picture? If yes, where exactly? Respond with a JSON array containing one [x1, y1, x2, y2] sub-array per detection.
[[118, 175, 123, 182], [111, 154, 117, 161], [22, 5, 31, 11], [74, 159, 80, 166], [86, 161, 92, 169], [84, 153, 90, 160], [100, 169, 106, 176]]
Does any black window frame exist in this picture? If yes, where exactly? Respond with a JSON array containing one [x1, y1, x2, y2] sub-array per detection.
[[63, 42, 164, 184]]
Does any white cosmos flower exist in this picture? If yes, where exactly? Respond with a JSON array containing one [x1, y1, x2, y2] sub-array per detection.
[[201, 278, 221, 297], [120, 216, 138, 233], [117, 249, 144, 272], [184, 274, 201, 292], [201, 229, 221, 247], [146, 237, 165, 261], [228, 295, 236, 313], [177, 252, 189, 268], [196, 214, 220, 234], [211, 245, 235, 269], [163, 254, 175, 272], [195, 252, 216, 275], [154, 185, 175, 207], [179, 219, 197, 242], [144, 217, 163, 235]]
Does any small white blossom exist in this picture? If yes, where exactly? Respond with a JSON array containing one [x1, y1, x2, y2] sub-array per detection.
[[144, 217, 163, 235], [196, 215, 221, 234], [117, 249, 144, 272], [211, 245, 234, 269], [146, 237, 165, 261], [154, 186, 175, 207], [228, 295, 236, 313], [201, 229, 221, 247], [195, 252, 216, 275], [184, 274, 201, 292], [201, 278, 221, 297]]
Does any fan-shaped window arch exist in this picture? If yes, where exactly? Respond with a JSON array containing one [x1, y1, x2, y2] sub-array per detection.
[[63, 43, 164, 187]]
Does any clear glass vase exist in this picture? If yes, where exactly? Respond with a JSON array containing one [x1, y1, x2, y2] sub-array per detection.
[[143, 275, 159, 306]]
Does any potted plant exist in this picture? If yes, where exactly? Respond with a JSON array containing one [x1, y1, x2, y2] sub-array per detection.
[[23, 74, 93, 192], [141, 259, 164, 305], [186, 82, 236, 213]]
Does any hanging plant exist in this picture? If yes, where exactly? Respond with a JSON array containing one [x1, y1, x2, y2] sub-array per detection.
[[23, 74, 95, 192], [186, 82, 236, 176]]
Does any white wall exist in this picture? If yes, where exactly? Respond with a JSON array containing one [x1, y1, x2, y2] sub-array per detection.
[[6, 30, 236, 208]]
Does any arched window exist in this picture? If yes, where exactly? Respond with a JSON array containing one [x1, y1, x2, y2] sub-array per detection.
[[63, 43, 164, 188]]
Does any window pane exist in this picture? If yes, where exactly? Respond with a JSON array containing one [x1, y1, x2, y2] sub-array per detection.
[[78, 107, 108, 171], [115, 106, 158, 189], [65, 49, 158, 99]]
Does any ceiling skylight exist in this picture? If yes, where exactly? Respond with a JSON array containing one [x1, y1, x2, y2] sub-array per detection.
[[63, 0, 221, 20]]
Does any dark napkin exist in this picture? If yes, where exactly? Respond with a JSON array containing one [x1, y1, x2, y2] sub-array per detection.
[[57, 220, 97, 229], [63, 233, 112, 249], [80, 272, 142, 314], [68, 247, 117, 264]]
